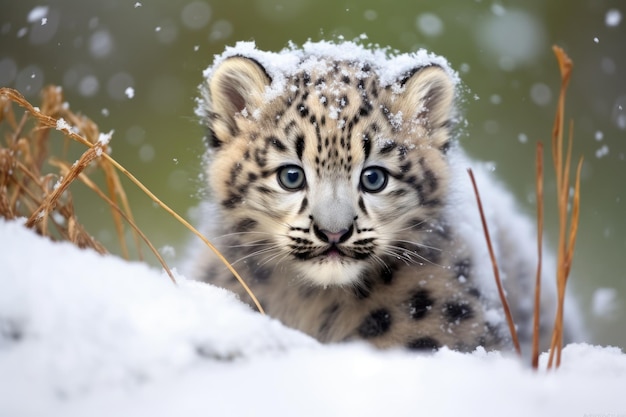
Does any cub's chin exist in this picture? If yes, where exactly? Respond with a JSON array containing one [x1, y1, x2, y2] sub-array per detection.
[[294, 257, 367, 288]]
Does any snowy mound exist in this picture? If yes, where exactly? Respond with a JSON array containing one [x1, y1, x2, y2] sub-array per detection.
[[1, 219, 625, 416]]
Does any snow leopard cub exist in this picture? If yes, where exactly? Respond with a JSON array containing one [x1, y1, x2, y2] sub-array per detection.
[[192, 41, 581, 353]]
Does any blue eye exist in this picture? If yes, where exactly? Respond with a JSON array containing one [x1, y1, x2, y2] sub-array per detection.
[[360, 167, 388, 193], [277, 165, 306, 190]]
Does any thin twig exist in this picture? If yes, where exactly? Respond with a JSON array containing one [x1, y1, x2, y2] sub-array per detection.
[[531, 142, 544, 369], [468, 168, 521, 355]]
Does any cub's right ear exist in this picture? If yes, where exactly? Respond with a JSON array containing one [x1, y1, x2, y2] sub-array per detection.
[[201, 56, 271, 146]]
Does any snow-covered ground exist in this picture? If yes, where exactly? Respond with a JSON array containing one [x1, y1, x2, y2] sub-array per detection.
[[1, 218, 624, 416]]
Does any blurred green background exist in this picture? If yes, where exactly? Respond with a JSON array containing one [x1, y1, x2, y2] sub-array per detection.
[[1, 0, 624, 348]]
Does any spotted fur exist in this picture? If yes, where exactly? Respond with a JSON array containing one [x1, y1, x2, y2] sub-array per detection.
[[192, 43, 581, 353]]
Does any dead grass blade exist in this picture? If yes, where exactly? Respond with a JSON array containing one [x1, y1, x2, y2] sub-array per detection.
[[1, 86, 265, 314], [546, 46, 583, 369], [532, 142, 544, 369], [468, 168, 521, 355]]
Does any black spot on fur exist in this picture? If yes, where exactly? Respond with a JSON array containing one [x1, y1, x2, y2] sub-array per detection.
[[454, 259, 471, 279], [268, 136, 287, 152], [295, 135, 305, 160], [358, 196, 368, 215], [206, 127, 221, 148], [407, 290, 434, 320], [254, 147, 268, 167], [380, 266, 394, 285], [357, 309, 392, 338], [353, 274, 375, 299], [234, 218, 257, 233], [298, 197, 309, 214], [362, 133, 371, 159], [444, 301, 474, 322], [407, 337, 440, 352], [379, 141, 396, 154], [221, 193, 242, 209], [341, 75, 350, 84], [468, 288, 481, 298], [398, 66, 423, 87], [298, 104, 309, 117], [253, 267, 271, 284]]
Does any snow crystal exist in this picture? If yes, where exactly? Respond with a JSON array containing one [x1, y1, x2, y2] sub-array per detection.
[[106, 72, 134, 100], [388, 111, 404, 130], [159, 245, 176, 258], [594, 130, 604, 141], [208, 20, 233, 42], [155, 20, 178, 44], [78, 75, 99, 97], [592, 288, 620, 319], [415, 12, 444, 37], [530, 82, 552, 106], [16, 27, 28, 38], [595, 144, 609, 158], [612, 96, 626, 130], [134, 2, 142, 8], [491, 3, 506, 16], [89, 29, 114, 59], [490, 94, 502, 105], [27, 6, 49, 23], [518, 133, 528, 144], [605, 9, 622, 27], [55, 118, 71, 132], [124, 86, 134, 99], [97, 130, 114, 146], [593, 36, 600, 44], [363, 9, 378, 21], [139, 144, 155, 162], [476, 10, 545, 72], [181, 1, 212, 30]]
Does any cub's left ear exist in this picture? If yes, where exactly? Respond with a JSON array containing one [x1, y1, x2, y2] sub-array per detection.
[[396, 65, 455, 139]]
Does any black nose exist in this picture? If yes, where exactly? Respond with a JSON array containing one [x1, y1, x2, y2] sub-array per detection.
[[313, 224, 353, 243]]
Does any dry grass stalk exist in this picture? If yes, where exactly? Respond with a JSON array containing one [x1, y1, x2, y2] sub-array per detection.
[[547, 46, 583, 369], [470, 46, 582, 367], [0, 86, 174, 282], [531, 143, 544, 369], [467, 168, 522, 355], [1, 86, 266, 314]]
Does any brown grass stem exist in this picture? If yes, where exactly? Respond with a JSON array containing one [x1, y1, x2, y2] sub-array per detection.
[[531, 142, 544, 369], [468, 168, 521, 355]]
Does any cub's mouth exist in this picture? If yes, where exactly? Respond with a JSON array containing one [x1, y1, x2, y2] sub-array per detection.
[[320, 245, 345, 259]]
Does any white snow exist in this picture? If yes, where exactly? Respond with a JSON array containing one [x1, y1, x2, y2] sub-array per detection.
[[605, 9, 622, 27], [1, 218, 625, 416], [197, 40, 456, 118], [124, 86, 135, 99], [55, 117, 71, 132], [592, 288, 620, 319], [595, 144, 609, 158], [27, 6, 49, 24], [97, 130, 114, 146]]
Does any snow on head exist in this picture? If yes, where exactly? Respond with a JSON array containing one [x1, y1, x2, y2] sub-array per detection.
[[197, 39, 457, 118]]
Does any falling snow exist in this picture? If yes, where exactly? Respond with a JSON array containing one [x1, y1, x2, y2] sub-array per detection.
[[605, 9, 622, 27]]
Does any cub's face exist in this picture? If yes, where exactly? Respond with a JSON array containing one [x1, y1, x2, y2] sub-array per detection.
[[201, 55, 455, 287]]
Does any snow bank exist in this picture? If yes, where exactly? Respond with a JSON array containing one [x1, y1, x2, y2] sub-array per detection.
[[0, 219, 624, 416]]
